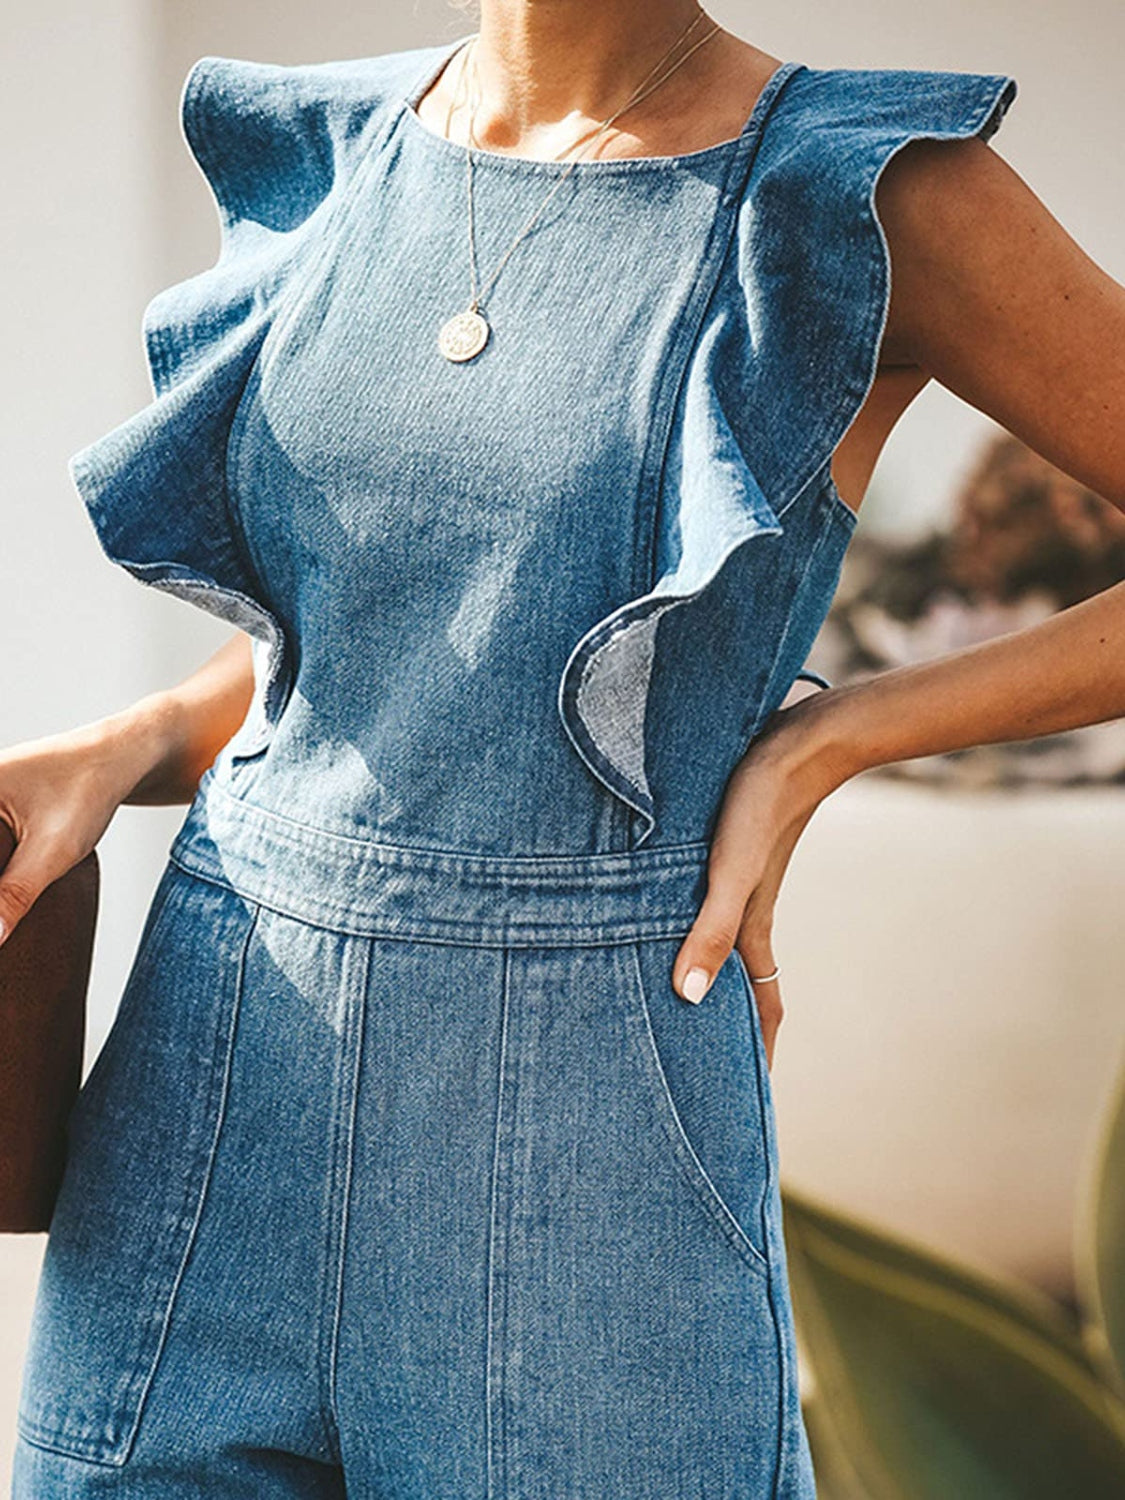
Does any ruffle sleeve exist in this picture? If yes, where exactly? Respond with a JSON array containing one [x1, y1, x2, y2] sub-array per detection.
[[66, 51, 409, 756], [558, 62, 1018, 845], [735, 62, 1019, 517]]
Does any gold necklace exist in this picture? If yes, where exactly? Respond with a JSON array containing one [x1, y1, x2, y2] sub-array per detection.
[[437, 12, 722, 363]]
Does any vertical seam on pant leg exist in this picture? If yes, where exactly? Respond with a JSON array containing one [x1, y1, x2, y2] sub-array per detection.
[[752, 1014, 787, 1500], [323, 933, 373, 1461], [485, 947, 513, 1500], [119, 900, 261, 1464]]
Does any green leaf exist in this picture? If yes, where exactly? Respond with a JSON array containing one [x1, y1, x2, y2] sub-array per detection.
[[801, 1392, 878, 1500], [782, 1187, 1125, 1500], [1075, 1039, 1125, 1394]]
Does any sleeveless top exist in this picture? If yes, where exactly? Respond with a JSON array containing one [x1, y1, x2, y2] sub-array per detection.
[[67, 36, 1017, 858]]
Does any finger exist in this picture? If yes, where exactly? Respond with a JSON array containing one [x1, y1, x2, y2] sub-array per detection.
[[0, 836, 71, 947], [757, 993, 783, 1072], [738, 933, 784, 1072], [672, 854, 757, 1005]]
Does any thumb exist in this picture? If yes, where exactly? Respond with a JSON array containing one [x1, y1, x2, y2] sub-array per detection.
[[0, 834, 67, 947], [672, 870, 750, 1005]]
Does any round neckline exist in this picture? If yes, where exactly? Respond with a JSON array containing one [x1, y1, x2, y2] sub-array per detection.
[[399, 33, 802, 175]]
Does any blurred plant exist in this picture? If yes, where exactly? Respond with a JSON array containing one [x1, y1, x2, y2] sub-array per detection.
[[809, 433, 1125, 786], [782, 1032, 1125, 1497]]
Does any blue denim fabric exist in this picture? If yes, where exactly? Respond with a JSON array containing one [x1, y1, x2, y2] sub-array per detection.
[[15, 35, 1017, 1497]]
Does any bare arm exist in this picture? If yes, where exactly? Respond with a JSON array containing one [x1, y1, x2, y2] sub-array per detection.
[[878, 133, 1125, 509], [807, 136, 1125, 764], [672, 135, 1125, 1061], [112, 631, 256, 806], [797, 579, 1125, 784], [0, 631, 255, 944]]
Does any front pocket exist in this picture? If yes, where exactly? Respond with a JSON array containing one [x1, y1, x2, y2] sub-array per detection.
[[16, 864, 259, 1466], [625, 937, 773, 1279]]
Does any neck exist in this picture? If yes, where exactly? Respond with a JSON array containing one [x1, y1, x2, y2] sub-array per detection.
[[468, 1, 719, 142]]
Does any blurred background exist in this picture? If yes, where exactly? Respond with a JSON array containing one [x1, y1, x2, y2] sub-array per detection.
[[3, 0, 1125, 1491]]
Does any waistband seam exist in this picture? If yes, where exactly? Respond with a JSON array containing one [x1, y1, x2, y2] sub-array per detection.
[[166, 775, 712, 945], [167, 849, 701, 949], [193, 774, 713, 877]]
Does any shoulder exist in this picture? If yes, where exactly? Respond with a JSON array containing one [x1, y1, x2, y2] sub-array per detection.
[[177, 42, 450, 230], [747, 59, 1017, 224], [767, 61, 1017, 147], [740, 59, 1018, 278], [740, 60, 1018, 273], [725, 58, 1019, 512], [180, 41, 446, 123], [140, 41, 451, 396]]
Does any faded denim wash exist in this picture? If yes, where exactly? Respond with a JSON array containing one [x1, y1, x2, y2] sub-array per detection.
[[14, 34, 1016, 1498]]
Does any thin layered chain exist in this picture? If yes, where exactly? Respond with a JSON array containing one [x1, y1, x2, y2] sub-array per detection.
[[453, 13, 723, 314]]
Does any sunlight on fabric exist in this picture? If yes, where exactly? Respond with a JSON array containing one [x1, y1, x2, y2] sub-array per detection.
[[446, 528, 533, 670]]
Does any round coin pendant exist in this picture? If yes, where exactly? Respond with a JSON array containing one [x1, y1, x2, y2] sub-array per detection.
[[439, 308, 490, 363]]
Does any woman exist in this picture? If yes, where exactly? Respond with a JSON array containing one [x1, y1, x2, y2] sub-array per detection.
[[6, 2, 1123, 1495]]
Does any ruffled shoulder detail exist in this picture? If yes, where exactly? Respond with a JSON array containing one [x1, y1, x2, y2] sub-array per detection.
[[558, 61, 1018, 845], [143, 53, 414, 396], [67, 46, 438, 756], [734, 61, 1018, 515]]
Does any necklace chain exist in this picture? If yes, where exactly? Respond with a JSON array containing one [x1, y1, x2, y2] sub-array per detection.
[[435, 11, 722, 362], [464, 12, 717, 312]]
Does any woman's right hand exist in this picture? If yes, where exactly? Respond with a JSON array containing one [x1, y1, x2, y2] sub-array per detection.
[[0, 702, 179, 947], [0, 633, 259, 946]]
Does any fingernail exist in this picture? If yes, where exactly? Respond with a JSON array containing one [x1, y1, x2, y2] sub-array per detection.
[[682, 967, 710, 1004], [0, 919, 8, 948]]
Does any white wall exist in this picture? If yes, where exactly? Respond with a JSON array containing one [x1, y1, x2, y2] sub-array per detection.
[[2, 0, 1123, 1485], [1, 0, 169, 1476], [1, 0, 179, 1038]]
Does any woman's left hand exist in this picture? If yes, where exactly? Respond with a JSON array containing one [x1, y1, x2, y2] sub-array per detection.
[[671, 685, 846, 1071]]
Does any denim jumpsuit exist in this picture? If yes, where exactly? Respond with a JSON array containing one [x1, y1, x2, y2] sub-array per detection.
[[14, 35, 1016, 1499]]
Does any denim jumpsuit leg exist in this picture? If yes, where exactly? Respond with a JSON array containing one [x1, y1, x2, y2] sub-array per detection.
[[13, 783, 806, 1499], [13, 34, 1018, 1498]]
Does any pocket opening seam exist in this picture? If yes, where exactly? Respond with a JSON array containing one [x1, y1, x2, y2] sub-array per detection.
[[65, 862, 185, 1133], [625, 944, 771, 1280]]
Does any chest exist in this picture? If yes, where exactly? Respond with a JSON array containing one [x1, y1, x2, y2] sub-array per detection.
[[237, 129, 744, 500]]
